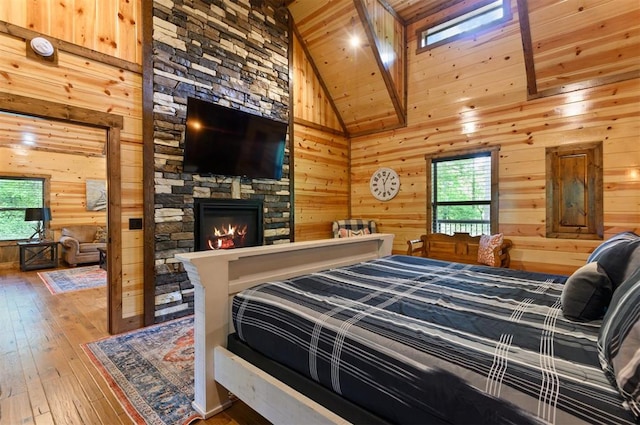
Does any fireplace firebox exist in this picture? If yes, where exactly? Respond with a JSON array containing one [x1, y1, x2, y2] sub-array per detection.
[[194, 199, 263, 251]]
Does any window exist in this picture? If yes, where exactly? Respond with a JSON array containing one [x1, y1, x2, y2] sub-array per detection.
[[418, 0, 511, 51], [0, 177, 47, 241], [426, 147, 499, 236], [546, 142, 603, 239]]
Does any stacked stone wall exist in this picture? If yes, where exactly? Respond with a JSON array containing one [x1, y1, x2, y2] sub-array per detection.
[[152, 0, 289, 321]]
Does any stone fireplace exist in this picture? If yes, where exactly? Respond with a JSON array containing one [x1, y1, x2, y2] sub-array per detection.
[[151, 0, 290, 323], [194, 199, 263, 251]]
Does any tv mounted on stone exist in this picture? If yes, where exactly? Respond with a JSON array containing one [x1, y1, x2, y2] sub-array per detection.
[[183, 97, 288, 180]]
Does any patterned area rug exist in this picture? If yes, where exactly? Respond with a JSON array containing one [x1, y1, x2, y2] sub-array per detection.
[[82, 316, 200, 425], [38, 265, 106, 294]]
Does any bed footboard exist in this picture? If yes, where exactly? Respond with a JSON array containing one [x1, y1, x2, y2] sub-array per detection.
[[176, 233, 394, 418], [215, 346, 350, 424]]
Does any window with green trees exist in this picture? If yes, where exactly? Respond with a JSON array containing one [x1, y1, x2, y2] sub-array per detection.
[[426, 147, 499, 236], [0, 177, 46, 241]]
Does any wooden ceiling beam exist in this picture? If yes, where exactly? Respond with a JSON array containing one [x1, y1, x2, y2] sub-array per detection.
[[354, 0, 406, 129]]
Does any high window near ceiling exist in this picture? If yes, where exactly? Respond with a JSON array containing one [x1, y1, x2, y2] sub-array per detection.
[[0, 176, 48, 241], [426, 147, 499, 236], [417, 0, 511, 52]]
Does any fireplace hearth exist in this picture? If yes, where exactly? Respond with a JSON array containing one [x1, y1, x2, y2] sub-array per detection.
[[194, 199, 263, 251]]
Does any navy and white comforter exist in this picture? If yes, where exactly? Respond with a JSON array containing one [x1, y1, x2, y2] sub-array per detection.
[[232, 255, 635, 424]]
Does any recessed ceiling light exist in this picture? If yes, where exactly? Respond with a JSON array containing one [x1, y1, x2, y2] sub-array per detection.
[[22, 132, 36, 145], [350, 35, 360, 48]]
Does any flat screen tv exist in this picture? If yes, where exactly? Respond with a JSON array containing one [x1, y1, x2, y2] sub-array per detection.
[[183, 97, 288, 180]]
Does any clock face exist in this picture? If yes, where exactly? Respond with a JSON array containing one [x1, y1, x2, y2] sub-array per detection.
[[369, 167, 400, 201]]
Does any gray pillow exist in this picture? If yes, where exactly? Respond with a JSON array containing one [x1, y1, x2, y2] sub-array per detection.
[[561, 262, 613, 321], [598, 266, 640, 417], [597, 239, 640, 290], [587, 232, 639, 263]]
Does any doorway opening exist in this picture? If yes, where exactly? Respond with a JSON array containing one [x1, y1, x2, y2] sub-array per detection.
[[0, 91, 133, 334]]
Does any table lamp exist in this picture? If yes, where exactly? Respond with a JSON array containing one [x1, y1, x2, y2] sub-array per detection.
[[25, 207, 52, 240]]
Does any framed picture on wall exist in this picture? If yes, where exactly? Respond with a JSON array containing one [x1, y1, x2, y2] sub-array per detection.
[[86, 179, 107, 211]]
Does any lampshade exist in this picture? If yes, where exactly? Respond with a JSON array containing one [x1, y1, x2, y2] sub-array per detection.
[[25, 207, 52, 222]]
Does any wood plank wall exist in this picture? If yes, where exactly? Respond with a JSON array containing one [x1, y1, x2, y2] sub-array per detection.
[[0, 0, 142, 64], [347, 2, 640, 275], [529, 1, 639, 92], [293, 125, 350, 240], [292, 34, 350, 241], [0, 1, 143, 319]]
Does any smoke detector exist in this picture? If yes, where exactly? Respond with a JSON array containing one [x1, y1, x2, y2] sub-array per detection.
[[30, 37, 55, 57]]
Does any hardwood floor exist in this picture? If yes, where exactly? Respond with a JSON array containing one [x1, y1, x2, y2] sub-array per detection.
[[0, 267, 269, 425]]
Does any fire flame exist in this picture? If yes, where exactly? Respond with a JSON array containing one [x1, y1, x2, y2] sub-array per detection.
[[214, 224, 247, 238], [207, 224, 248, 250]]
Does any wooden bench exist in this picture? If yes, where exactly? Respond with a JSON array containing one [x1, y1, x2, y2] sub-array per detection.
[[406, 232, 512, 268]]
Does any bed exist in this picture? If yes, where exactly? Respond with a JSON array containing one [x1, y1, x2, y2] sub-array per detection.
[[176, 232, 640, 424]]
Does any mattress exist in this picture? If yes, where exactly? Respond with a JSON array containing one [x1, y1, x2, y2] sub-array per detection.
[[231, 255, 636, 424]]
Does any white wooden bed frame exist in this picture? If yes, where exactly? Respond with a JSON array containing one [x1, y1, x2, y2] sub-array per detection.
[[176, 233, 394, 423]]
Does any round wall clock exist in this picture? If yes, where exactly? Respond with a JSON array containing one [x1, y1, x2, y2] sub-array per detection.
[[369, 167, 400, 201]]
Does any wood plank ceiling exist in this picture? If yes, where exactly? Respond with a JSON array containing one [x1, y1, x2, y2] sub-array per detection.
[[288, 0, 409, 136], [384, 0, 465, 23], [0, 111, 107, 157], [289, 0, 640, 135]]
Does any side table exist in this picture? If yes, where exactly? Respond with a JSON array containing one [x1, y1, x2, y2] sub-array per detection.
[[17, 240, 59, 271], [97, 246, 107, 271]]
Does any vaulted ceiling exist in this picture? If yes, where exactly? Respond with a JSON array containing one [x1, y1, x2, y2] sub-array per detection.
[[288, 0, 408, 136], [288, 0, 640, 136], [287, 0, 474, 136], [384, 0, 465, 23]]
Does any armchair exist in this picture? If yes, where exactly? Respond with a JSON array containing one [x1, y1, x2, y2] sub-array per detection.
[[332, 219, 377, 238], [59, 225, 107, 267]]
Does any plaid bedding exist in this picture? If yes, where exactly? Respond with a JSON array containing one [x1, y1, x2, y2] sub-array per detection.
[[232, 255, 636, 424]]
